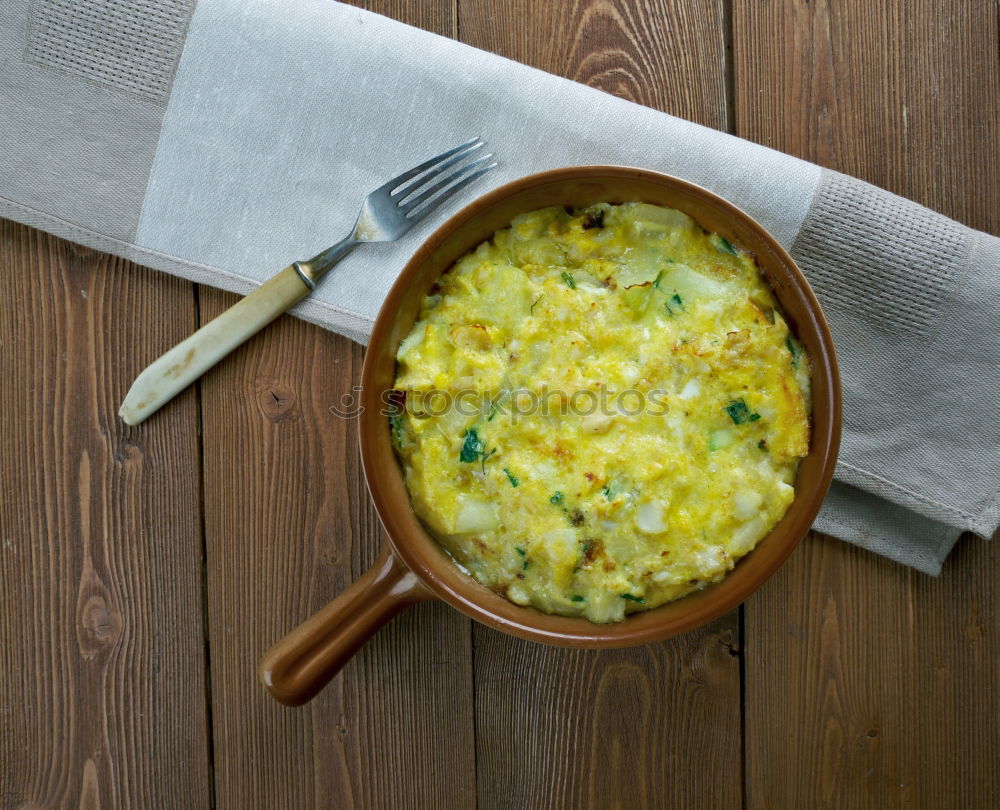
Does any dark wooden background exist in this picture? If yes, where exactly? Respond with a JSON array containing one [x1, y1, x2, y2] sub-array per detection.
[[2, 1, 997, 808]]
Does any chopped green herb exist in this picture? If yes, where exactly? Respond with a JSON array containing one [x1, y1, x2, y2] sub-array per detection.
[[725, 398, 761, 425], [570, 595, 586, 603], [487, 390, 509, 421], [503, 468, 520, 487], [460, 428, 484, 463], [514, 545, 526, 557], [389, 412, 405, 448], [602, 482, 619, 499], [786, 336, 800, 368], [551, 496, 569, 514], [459, 427, 497, 471], [662, 291, 684, 318], [530, 295, 544, 314], [718, 236, 738, 255], [560, 271, 576, 289], [482, 448, 496, 471], [620, 593, 646, 604], [651, 271, 685, 316]]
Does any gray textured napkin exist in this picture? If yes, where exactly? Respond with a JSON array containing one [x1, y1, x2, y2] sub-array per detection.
[[1, 0, 997, 574]]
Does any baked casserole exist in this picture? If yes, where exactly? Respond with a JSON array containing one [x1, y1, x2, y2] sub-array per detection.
[[390, 202, 811, 623]]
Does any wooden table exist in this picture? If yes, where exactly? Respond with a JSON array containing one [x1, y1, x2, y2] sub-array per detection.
[[2, 1, 997, 807]]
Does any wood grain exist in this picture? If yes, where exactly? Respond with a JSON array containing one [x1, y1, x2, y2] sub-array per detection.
[[359, 0, 455, 36], [2, 2, 998, 809], [0, 222, 211, 808], [459, 0, 728, 129], [457, 2, 743, 807], [743, 535, 1000, 809], [198, 3, 475, 809], [198, 308, 476, 809], [732, 0, 1000, 232], [734, 0, 1000, 806], [473, 618, 743, 810]]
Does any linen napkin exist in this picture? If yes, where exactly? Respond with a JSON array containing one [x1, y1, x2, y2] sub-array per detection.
[[1, 0, 996, 575]]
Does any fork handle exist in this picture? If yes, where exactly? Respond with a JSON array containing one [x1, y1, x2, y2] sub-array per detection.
[[119, 265, 311, 425]]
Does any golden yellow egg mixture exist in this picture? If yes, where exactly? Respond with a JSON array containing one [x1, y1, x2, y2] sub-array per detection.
[[391, 202, 811, 623]]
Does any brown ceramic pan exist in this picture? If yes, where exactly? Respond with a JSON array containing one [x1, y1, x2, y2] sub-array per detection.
[[259, 167, 842, 705]]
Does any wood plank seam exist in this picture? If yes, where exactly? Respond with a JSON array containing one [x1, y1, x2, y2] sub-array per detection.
[[193, 282, 219, 810]]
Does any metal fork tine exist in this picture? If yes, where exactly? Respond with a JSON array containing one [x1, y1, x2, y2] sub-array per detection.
[[384, 137, 482, 195], [401, 155, 495, 213], [393, 142, 486, 202], [405, 160, 498, 221]]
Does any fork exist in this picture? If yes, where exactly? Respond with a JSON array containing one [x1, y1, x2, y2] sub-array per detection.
[[119, 138, 497, 425]]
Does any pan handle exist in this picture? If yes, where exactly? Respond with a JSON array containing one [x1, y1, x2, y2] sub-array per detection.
[[258, 545, 432, 706]]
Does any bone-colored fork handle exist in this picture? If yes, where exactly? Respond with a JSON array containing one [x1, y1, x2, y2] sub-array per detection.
[[119, 266, 310, 425]]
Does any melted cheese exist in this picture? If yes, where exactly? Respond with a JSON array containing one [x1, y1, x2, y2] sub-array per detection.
[[392, 203, 811, 623]]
